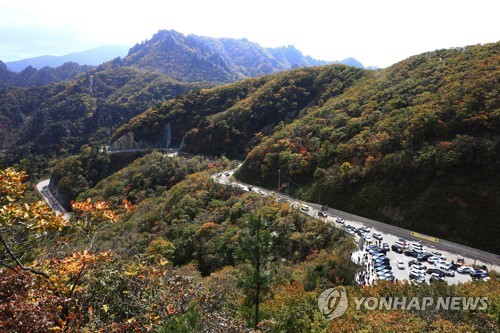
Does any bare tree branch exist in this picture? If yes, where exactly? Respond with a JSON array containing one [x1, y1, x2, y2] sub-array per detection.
[[0, 233, 49, 278]]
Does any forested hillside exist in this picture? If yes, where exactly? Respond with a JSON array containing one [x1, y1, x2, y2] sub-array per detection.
[[0, 67, 203, 176], [1, 29, 341, 177], [237, 43, 500, 252], [3, 161, 497, 332], [110, 42, 499, 252], [111, 65, 367, 156]]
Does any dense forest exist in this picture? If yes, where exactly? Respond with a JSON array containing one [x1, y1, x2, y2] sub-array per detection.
[[0, 67, 203, 177], [1, 157, 498, 332], [237, 43, 500, 253], [108, 42, 499, 253], [111, 65, 367, 156]]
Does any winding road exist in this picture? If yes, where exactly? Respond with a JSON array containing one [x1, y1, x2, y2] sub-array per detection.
[[213, 168, 500, 283], [36, 150, 498, 285], [36, 179, 70, 220]]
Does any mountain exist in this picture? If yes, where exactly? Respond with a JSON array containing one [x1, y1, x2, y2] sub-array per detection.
[[107, 42, 499, 253], [5, 45, 130, 72], [0, 67, 206, 175], [0, 61, 92, 88], [237, 43, 500, 253], [110, 65, 367, 155], [335, 57, 365, 68], [119, 30, 355, 83], [1, 29, 364, 175]]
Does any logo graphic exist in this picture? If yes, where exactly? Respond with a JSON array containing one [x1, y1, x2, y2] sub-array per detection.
[[318, 286, 348, 320]]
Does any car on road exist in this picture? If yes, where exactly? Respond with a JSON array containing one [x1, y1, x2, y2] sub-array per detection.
[[364, 235, 373, 243], [372, 232, 383, 240], [430, 274, 445, 284], [412, 263, 427, 271], [417, 253, 433, 262], [300, 206, 310, 212], [372, 255, 389, 263], [404, 250, 418, 258], [397, 260, 405, 270], [382, 243, 390, 251], [409, 272, 425, 283], [408, 260, 419, 267], [335, 218, 345, 224], [375, 247, 387, 255], [374, 259, 391, 267], [346, 229, 356, 236], [391, 245, 403, 253], [457, 266, 474, 274], [377, 270, 393, 279], [431, 251, 446, 260], [436, 267, 455, 277], [359, 226, 371, 233], [318, 211, 327, 217], [376, 264, 392, 271], [224, 172, 231, 176], [426, 268, 445, 276], [385, 275, 396, 282], [427, 256, 441, 265], [470, 269, 489, 280]]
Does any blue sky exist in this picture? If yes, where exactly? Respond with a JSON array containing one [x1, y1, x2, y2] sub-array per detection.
[[0, 0, 498, 68]]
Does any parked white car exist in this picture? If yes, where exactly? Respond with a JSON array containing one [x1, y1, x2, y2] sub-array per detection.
[[431, 251, 446, 260], [427, 256, 440, 265], [457, 266, 475, 274]]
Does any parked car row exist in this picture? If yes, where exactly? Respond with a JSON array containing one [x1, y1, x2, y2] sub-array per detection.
[[368, 246, 395, 282], [337, 216, 490, 285], [389, 239, 490, 284]]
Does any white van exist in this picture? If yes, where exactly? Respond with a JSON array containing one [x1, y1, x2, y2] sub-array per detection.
[[394, 241, 404, 248]]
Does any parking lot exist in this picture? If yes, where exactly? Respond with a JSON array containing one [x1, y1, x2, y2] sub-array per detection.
[[215, 170, 495, 285], [336, 216, 484, 284]]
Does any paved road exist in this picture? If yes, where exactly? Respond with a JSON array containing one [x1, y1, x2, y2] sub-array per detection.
[[213, 169, 498, 284], [36, 179, 70, 220], [104, 146, 179, 155]]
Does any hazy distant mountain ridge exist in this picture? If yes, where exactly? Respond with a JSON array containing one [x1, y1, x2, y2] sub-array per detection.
[[5, 45, 130, 72], [120, 30, 344, 83]]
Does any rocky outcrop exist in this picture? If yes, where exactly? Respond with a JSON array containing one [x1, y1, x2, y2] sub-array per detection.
[[109, 122, 173, 151]]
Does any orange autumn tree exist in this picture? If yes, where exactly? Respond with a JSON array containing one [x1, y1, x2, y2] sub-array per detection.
[[71, 198, 119, 251], [0, 167, 66, 277], [0, 167, 132, 331]]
